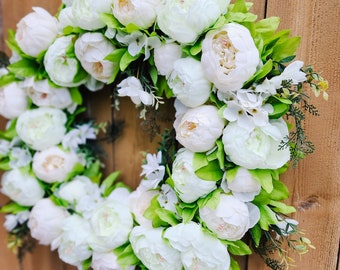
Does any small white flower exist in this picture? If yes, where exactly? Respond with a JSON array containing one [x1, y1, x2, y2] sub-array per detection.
[[164, 222, 231, 269], [222, 118, 291, 169], [1, 169, 44, 206], [199, 194, 260, 241], [175, 105, 225, 153], [44, 35, 87, 87], [28, 198, 69, 246], [140, 151, 165, 185], [15, 7, 58, 57], [171, 148, 217, 203], [158, 184, 178, 213], [0, 139, 10, 156], [112, 0, 161, 29], [62, 123, 97, 152], [117, 76, 153, 106], [116, 31, 146, 57], [202, 23, 260, 92], [0, 82, 28, 120], [4, 211, 30, 231], [130, 226, 182, 270], [168, 57, 211, 108], [157, 0, 230, 44], [32, 146, 80, 183], [16, 107, 67, 151], [154, 42, 182, 78], [9, 147, 32, 169], [270, 61, 307, 88], [75, 32, 117, 83]]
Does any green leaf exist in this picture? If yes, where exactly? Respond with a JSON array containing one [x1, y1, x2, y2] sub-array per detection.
[[195, 159, 224, 181], [50, 195, 70, 208], [269, 179, 290, 201], [0, 73, 17, 87], [120, 51, 140, 71], [243, 59, 273, 87], [230, 256, 241, 270], [231, 0, 248, 13], [226, 12, 257, 23], [125, 23, 140, 33], [249, 169, 273, 193], [269, 200, 296, 214], [0, 159, 11, 170], [197, 188, 221, 209], [181, 205, 199, 223], [271, 95, 293, 104], [269, 102, 290, 119], [115, 243, 140, 267], [144, 196, 169, 228], [149, 64, 158, 86], [69, 87, 83, 105], [101, 171, 121, 197], [73, 66, 88, 84], [105, 48, 126, 63], [250, 224, 262, 247], [5, 29, 22, 55], [0, 119, 17, 140], [83, 160, 102, 184], [189, 40, 202, 55], [255, 17, 280, 35], [215, 140, 225, 169], [227, 240, 252, 256], [82, 257, 92, 270], [193, 152, 209, 171], [272, 36, 301, 62], [258, 205, 279, 230], [99, 13, 123, 29], [156, 208, 180, 226], [226, 167, 239, 182], [7, 58, 39, 77], [0, 202, 30, 214]]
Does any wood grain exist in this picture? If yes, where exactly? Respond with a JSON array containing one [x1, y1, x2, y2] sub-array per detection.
[[0, 0, 339, 269]]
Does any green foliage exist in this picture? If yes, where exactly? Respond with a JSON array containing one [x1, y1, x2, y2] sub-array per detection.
[[114, 243, 141, 268], [101, 171, 121, 197]]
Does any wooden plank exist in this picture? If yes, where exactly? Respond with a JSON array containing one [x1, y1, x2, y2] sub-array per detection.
[[247, 0, 340, 269]]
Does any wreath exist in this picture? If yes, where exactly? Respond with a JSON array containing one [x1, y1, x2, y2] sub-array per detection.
[[0, 0, 328, 269]]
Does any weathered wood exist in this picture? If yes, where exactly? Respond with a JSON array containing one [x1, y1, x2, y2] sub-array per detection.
[[0, 0, 339, 269]]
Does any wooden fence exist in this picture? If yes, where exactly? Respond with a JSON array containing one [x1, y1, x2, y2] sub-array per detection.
[[0, 0, 339, 269]]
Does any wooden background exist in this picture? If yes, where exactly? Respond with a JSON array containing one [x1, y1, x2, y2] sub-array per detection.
[[0, 0, 339, 269]]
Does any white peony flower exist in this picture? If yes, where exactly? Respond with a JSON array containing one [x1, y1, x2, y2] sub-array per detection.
[[154, 42, 182, 78], [112, 0, 161, 29], [175, 105, 225, 152], [32, 146, 80, 183], [72, 0, 113, 30], [130, 226, 182, 270], [168, 57, 211, 108], [57, 7, 78, 31], [201, 23, 260, 92], [24, 79, 73, 109], [88, 200, 133, 252], [1, 169, 44, 206], [15, 7, 58, 57], [28, 198, 70, 246], [75, 32, 117, 83], [16, 107, 67, 151], [57, 215, 93, 267], [222, 118, 291, 169], [117, 76, 153, 106], [0, 83, 28, 119], [92, 251, 135, 270], [44, 35, 87, 87], [199, 194, 260, 241], [129, 185, 159, 227], [171, 148, 217, 203], [226, 167, 261, 202], [164, 222, 231, 270], [157, 0, 230, 44]]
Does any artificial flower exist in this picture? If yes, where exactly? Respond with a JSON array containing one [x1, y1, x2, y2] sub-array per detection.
[[270, 60, 307, 88], [171, 148, 217, 203], [88, 200, 134, 252], [15, 7, 58, 57], [57, 215, 93, 267], [129, 226, 182, 270], [57, 6, 78, 31], [0, 82, 28, 119], [16, 107, 67, 151], [222, 118, 291, 169], [164, 222, 231, 270], [9, 147, 32, 169], [23, 78, 73, 110], [62, 123, 97, 151], [4, 211, 30, 231], [199, 194, 260, 241], [71, 0, 113, 30], [44, 35, 87, 87], [157, 184, 178, 213], [28, 198, 70, 246], [140, 151, 165, 186], [32, 146, 81, 183], [201, 23, 260, 92], [112, 0, 161, 29], [174, 105, 225, 152], [1, 169, 44, 206], [153, 42, 182, 78], [157, 0, 230, 44], [75, 32, 117, 83], [168, 57, 211, 108], [117, 76, 153, 106], [91, 251, 135, 270]]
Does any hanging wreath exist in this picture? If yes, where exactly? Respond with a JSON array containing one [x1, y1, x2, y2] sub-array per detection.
[[0, 0, 328, 269]]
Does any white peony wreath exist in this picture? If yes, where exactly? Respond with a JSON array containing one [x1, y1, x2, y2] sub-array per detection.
[[0, 0, 328, 270]]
